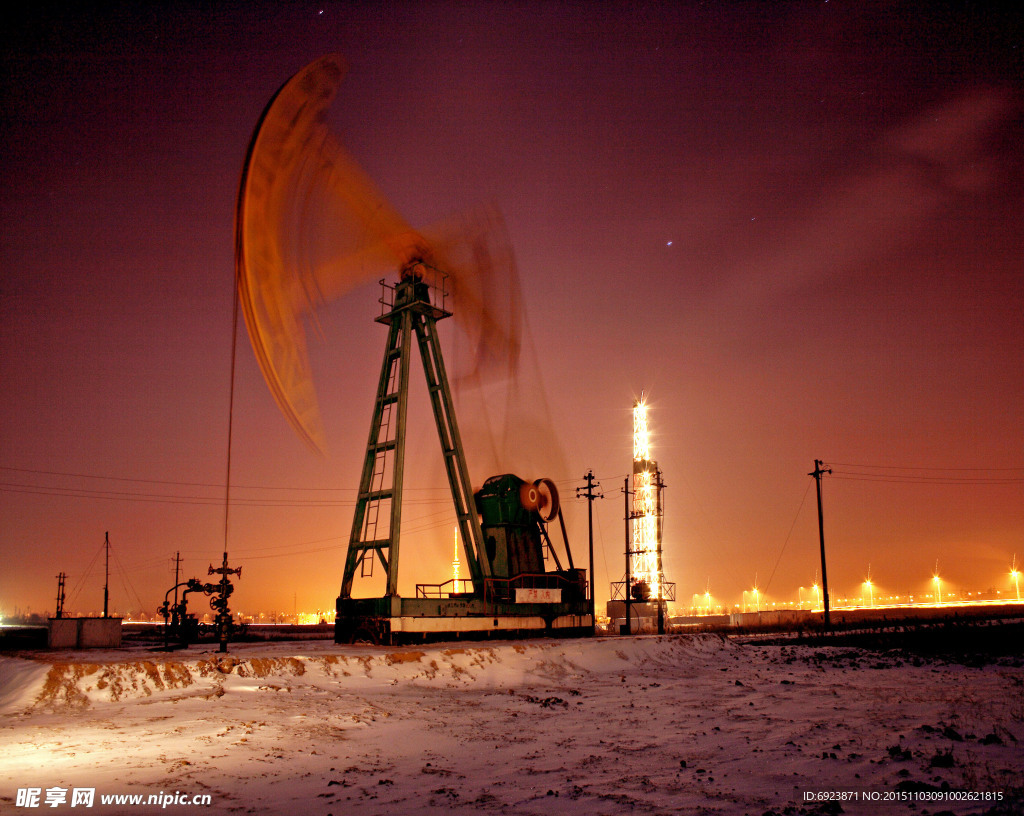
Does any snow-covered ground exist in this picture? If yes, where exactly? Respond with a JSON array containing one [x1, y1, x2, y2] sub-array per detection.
[[1, 635, 1021, 815]]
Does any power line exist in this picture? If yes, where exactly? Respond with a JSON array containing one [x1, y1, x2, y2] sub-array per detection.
[[111, 544, 146, 614], [0, 465, 354, 491], [0, 481, 455, 507], [228, 507, 459, 563], [0, 483, 355, 506], [824, 460, 1023, 486], [236, 542, 348, 561], [0, 465, 461, 494], [763, 478, 814, 595], [64, 538, 104, 611], [830, 472, 1022, 485], [828, 461, 1023, 471]]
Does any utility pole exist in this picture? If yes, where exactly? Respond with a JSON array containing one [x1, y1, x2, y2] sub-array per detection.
[[103, 531, 110, 618], [173, 552, 182, 609], [654, 468, 666, 635], [576, 470, 603, 634], [623, 476, 632, 635], [809, 460, 832, 630], [55, 572, 66, 619]]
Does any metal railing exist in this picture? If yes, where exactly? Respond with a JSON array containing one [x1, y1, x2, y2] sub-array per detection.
[[415, 578, 475, 599], [415, 571, 589, 604], [610, 580, 677, 603], [378, 264, 450, 318], [483, 572, 587, 605]]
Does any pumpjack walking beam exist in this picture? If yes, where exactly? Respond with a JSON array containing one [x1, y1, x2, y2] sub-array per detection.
[[339, 266, 485, 601]]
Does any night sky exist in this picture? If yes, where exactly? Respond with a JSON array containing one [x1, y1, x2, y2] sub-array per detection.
[[2, 2, 1022, 619]]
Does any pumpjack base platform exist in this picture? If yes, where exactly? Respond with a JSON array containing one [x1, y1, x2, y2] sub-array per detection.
[[335, 596, 593, 645]]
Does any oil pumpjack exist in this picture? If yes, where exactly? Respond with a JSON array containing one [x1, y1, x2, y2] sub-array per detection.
[[234, 55, 590, 645], [335, 263, 590, 644]]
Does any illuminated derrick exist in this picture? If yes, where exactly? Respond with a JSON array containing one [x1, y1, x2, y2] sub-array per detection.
[[609, 395, 676, 632], [631, 398, 663, 601]]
